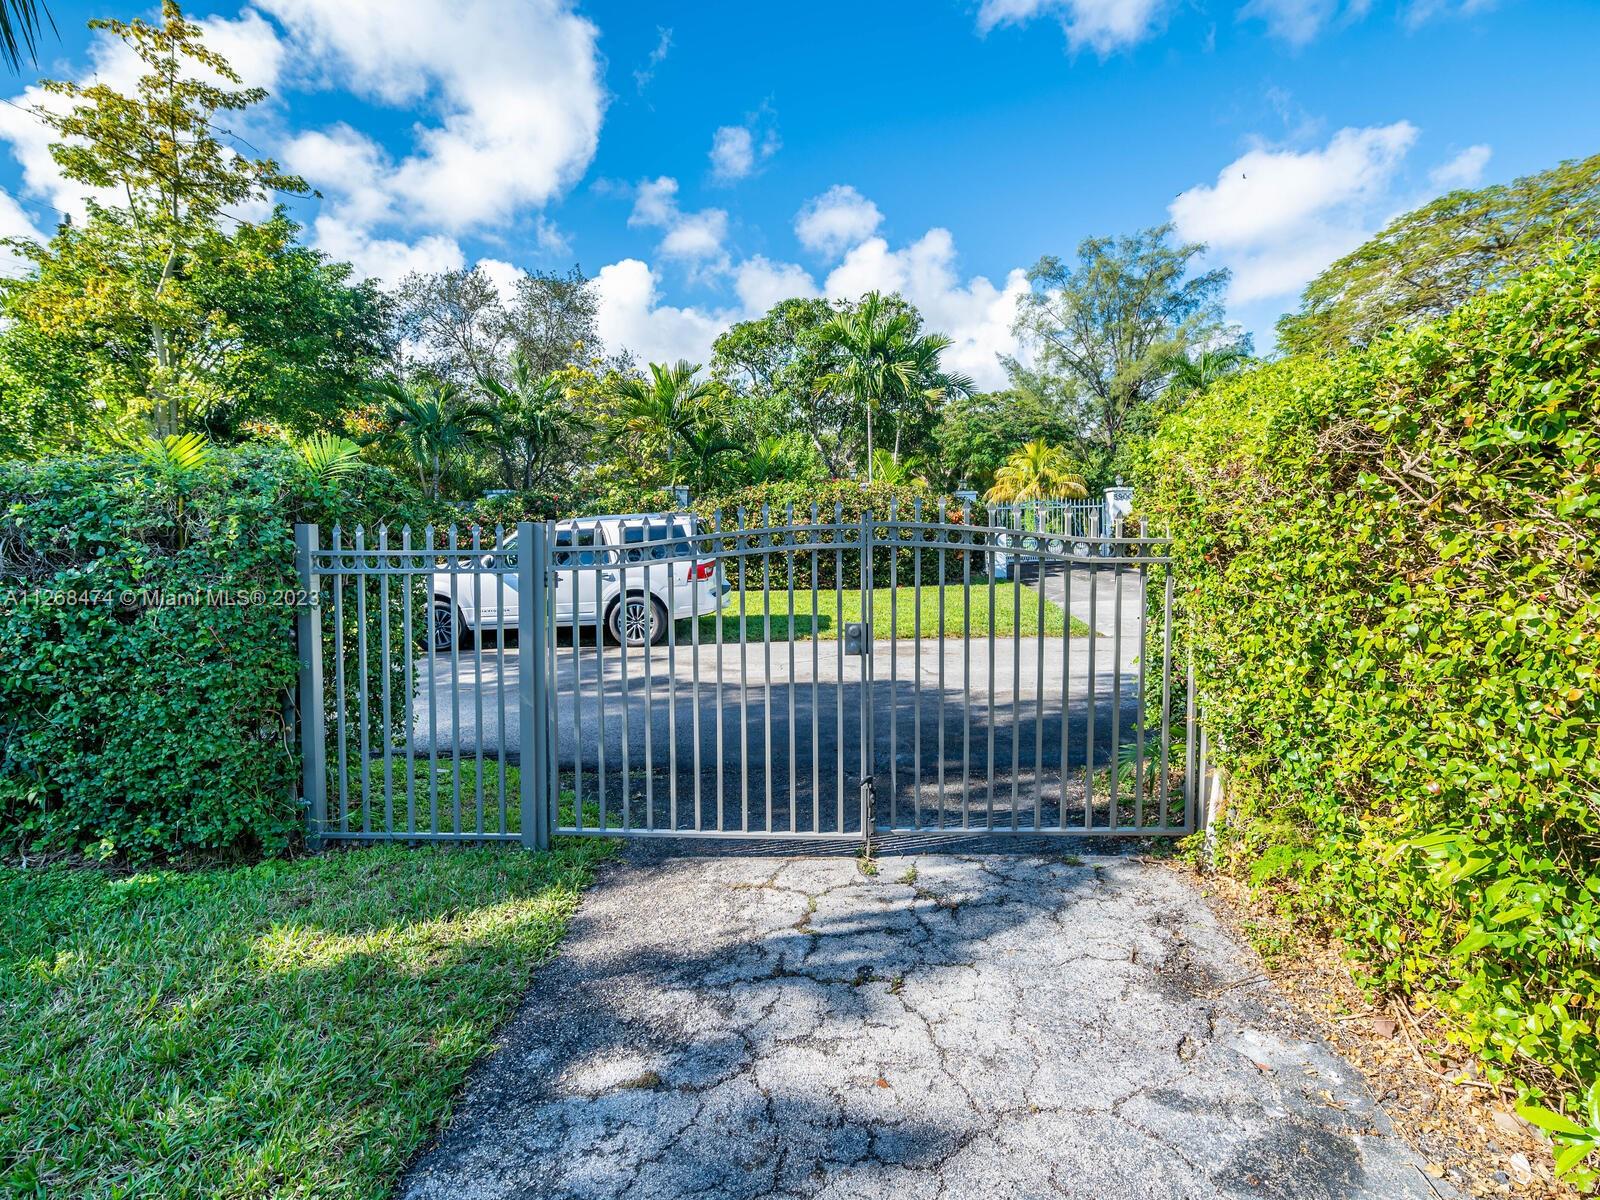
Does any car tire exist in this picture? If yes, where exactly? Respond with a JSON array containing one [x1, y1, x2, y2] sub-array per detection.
[[606, 594, 668, 647], [432, 598, 469, 651]]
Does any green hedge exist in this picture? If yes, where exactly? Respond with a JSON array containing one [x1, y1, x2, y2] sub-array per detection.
[[1137, 249, 1599, 1110], [0, 447, 432, 861]]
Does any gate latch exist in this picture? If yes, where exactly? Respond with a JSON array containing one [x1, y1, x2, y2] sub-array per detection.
[[843, 622, 869, 657]]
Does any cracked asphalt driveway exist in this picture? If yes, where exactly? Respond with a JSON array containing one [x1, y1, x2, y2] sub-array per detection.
[[399, 852, 1447, 1200]]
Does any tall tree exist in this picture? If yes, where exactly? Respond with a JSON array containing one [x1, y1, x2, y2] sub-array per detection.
[[821, 291, 972, 483], [606, 360, 719, 467], [932, 388, 1075, 494], [1008, 225, 1232, 484], [475, 353, 592, 492], [18, 0, 308, 435], [1277, 152, 1600, 356], [369, 377, 493, 499], [394, 264, 600, 384]]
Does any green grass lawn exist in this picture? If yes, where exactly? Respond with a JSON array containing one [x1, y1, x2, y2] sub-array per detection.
[[694, 583, 1092, 640], [0, 837, 615, 1199]]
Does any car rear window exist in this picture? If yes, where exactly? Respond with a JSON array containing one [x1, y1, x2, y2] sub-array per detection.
[[619, 521, 693, 561]]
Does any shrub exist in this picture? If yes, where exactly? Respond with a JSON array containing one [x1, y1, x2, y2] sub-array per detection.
[[694, 479, 973, 587], [1137, 249, 1599, 1117], [0, 446, 430, 860]]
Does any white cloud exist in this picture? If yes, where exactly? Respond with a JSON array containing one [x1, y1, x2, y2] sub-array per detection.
[[0, 186, 46, 275], [260, 0, 604, 232], [627, 175, 729, 269], [1238, 0, 1367, 45], [975, 0, 1167, 53], [1429, 143, 1491, 190], [594, 258, 733, 367], [309, 214, 464, 283], [477, 257, 524, 302], [709, 126, 755, 183], [1169, 121, 1418, 304], [733, 256, 820, 314], [794, 185, 883, 258], [633, 25, 673, 92], [600, 194, 1024, 388]]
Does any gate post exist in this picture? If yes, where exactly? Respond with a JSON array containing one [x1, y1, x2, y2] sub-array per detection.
[[519, 521, 551, 851], [295, 524, 327, 850]]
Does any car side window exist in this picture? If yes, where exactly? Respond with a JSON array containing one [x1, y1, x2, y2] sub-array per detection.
[[553, 527, 599, 567]]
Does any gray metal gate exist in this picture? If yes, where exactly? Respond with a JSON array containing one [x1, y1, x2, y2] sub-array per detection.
[[293, 504, 1193, 849]]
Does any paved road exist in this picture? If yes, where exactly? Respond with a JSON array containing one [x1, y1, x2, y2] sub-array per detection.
[[400, 851, 1446, 1200]]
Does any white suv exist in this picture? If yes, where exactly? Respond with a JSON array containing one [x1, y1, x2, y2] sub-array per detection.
[[430, 513, 729, 650]]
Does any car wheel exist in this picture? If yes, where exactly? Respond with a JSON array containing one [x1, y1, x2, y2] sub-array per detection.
[[432, 598, 467, 651], [607, 594, 667, 647]]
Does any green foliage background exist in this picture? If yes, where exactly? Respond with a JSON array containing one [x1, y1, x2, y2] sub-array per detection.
[[1137, 248, 1599, 1104]]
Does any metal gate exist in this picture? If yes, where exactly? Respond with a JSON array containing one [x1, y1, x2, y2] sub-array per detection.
[[293, 504, 1193, 849]]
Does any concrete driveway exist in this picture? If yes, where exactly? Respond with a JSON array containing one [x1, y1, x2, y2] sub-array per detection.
[[399, 851, 1446, 1200]]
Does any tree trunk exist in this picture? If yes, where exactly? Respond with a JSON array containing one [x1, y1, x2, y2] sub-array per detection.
[[865, 397, 874, 484]]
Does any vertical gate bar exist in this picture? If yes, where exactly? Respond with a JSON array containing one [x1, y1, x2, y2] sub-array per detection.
[[859, 510, 874, 838], [1159, 563, 1174, 830], [1058, 556, 1071, 831], [354, 526, 372, 834], [1033, 534, 1044, 830], [887, 498, 898, 830], [447, 524, 462, 834], [786, 503, 797, 833], [1185, 647, 1197, 831], [667, 522, 679, 832], [737, 507, 750, 833], [912, 497, 924, 831], [691, 518, 703, 832], [295, 524, 326, 849], [961, 500, 972, 830], [834, 501, 845, 832], [1109, 561, 1123, 831], [471, 526, 485, 834], [594, 534, 608, 832], [1011, 547, 1022, 830], [547, 525, 558, 837], [618, 525, 631, 831], [984, 531, 996, 830], [1083, 562, 1097, 831], [378, 525, 394, 835], [1135, 558, 1148, 829], [1197, 722, 1210, 836], [331, 526, 350, 832], [402, 527, 416, 836], [936, 512, 947, 831], [761, 503, 773, 833], [643, 523, 655, 832], [424, 525, 438, 832], [714, 509, 726, 832], [569, 529, 583, 832], [518, 521, 545, 849], [810, 502, 820, 833], [496, 525, 509, 834]]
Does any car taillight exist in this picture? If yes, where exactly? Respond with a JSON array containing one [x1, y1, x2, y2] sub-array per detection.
[[688, 560, 716, 581]]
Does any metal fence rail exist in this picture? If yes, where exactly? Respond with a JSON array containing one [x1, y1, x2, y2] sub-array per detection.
[[293, 506, 1194, 849]]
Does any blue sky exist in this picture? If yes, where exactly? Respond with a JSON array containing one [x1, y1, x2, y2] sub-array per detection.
[[0, 0, 1595, 386]]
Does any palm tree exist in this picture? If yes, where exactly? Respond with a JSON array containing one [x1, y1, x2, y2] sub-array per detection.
[[868, 449, 928, 488], [0, 0, 53, 72], [983, 441, 1088, 504], [607, 360, 718, 465], [676, 421, 741, 495], [821, 292, 972, 482], [369, 376, 493, 499], [293, 432, 364, 481], [1161, 346, 1251, 396], [477, 353, 591, 491]]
